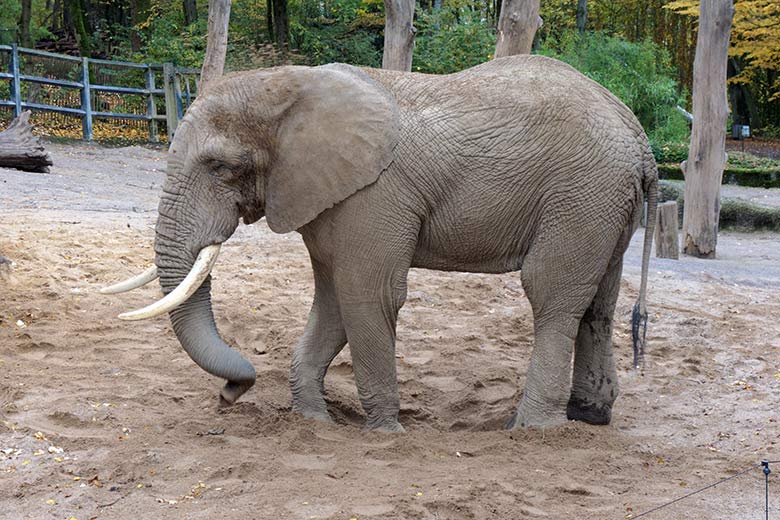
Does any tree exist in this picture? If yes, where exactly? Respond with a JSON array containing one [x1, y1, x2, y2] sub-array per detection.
[[201, 0, 231, 90], [183, 0, 198, 26], [494, 0, 541, 57], [272, 0, 289, 52], [19, 0, 32, 47], [65, 0, 91, 55], [382, 0, 416, 71], [680, 0, 734, 258], [576, 0, 587, 33]]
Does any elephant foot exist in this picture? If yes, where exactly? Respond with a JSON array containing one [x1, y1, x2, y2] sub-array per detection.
[[507, 399, 568, 429], [219, 381, 254, 407], [292, 403, 334, 424], [365, 415, 405, 433], [566, 397, 612, 425]]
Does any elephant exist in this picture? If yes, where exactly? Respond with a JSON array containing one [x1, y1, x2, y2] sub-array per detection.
[[103, 55, 657, 432]]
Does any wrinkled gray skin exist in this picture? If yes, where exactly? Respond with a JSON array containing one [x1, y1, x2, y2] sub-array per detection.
[[154, 55, 658, 432]]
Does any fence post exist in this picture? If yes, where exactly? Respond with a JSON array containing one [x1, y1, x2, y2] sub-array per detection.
[[80, 57, 93, 140], [10, 43, 22, 118], [163, 62, 178, 138], [173, 70, 184, 119], [145, 65, 159, 143]]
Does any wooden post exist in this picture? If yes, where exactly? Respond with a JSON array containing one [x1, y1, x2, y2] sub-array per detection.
[[80, 56, 93, 141], [163, 62, 179, 138], [382, 0, 416, 71], [655, 201, 680, 259], [145, 65, 159, 143], [494, 0, 541, 57], [681, 0, 734, 258], [10, 44, 22, 118], [173, 70, 184, 119]]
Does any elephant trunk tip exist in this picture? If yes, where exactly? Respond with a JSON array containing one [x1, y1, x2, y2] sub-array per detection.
[[218, 357, 257, 405]]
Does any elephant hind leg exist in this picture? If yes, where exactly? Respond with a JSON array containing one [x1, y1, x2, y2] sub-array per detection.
[[290, 260, 348, 422], [508, 246, 606, 429], [567, 256, 623, 425]]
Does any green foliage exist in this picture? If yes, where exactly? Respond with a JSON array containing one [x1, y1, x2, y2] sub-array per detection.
[[288, 0, 383, 67], [412, 8, 495, 74], [539, 32, 684, 135], [127, 6, 207, 68]]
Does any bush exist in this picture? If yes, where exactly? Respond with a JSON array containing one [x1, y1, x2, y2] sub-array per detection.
[[413, 8, 496, 74], [538, 32, 684, 136]]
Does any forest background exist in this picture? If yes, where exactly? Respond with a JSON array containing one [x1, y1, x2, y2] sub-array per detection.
[[0, 0, 778, 162]]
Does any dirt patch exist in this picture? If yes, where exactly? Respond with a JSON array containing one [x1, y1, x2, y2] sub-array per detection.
[[2, 142, 780, 519]]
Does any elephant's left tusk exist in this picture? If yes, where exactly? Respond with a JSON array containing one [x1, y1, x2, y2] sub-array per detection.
[[118, 245, 221, 321], [100, 265, 158, 294]]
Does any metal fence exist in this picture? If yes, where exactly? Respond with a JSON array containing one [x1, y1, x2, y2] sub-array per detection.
[[0, 44, 199, 142]]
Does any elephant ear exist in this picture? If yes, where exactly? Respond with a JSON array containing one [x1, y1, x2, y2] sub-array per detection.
[[265, 64, 401, 233]]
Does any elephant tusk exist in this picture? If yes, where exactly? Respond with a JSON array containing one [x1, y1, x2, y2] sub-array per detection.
[[100, 265, 159, 294], [118, 245, 221, 321]]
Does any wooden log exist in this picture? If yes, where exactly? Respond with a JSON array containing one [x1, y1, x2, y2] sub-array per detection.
[[0, 111, 53, 173], [655, 201, 680, 259]]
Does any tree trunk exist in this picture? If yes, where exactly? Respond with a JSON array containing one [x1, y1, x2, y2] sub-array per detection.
[[382, 0, 416, 71], [200, 0, 231, 91], [576, 0, 587, 34], [65, 0, 91, 55], [681, 0, 734, 259], [272, 0, 289, 52], [183, 0, 198, 25], [266, 0, 274, 41], [19, 0, 32, 47], [130, 0, 150, 53], [494, 0, 541, 58], [0, 112, 53, 173]]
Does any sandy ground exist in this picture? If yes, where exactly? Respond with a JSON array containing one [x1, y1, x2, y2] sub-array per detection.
[[2, 142, 780, 520]]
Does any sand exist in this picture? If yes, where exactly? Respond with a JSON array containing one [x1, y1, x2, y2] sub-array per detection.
[[1, 142, 780, 519]]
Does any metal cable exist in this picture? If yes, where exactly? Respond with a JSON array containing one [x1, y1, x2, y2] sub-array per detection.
[[630, 463, 763, 519]]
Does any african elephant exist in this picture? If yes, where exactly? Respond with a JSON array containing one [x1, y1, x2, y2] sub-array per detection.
[[103, 55, 657, 432]]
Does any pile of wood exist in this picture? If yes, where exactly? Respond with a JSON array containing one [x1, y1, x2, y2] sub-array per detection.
[[34, 29, 80, 55], [0, 111, 53, 173]]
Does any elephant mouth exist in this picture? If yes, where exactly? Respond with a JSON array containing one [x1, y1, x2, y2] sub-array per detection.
[[239, 203, 265, 225]]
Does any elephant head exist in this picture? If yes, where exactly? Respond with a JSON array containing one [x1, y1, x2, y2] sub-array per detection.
[[103, 64, 400, 404]]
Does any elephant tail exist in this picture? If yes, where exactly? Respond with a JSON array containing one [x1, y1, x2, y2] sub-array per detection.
[[632, 157, 658, 369]]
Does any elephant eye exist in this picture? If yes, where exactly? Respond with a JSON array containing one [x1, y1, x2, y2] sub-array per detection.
[[208, 161, 239, 181]]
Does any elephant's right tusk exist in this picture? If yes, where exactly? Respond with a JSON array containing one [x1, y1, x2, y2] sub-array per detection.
[[100, 265, 159, 294], [118, 245, 221, 321]]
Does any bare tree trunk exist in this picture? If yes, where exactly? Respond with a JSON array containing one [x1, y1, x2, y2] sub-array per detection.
[[382, 0, 416, 71], [272, 0, 289, 52], [19, 0, 32, 47], [576, 0, 587, 34], [494, 0, 541, 58], [183, 0, 198, 26], [201, 0, 231, 91], [681, 0, 734, 259]]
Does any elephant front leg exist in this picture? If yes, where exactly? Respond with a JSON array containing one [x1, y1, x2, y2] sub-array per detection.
[[290, 268, 347, 422], [340, 298, 405, 432], [567, 259, 623, 425]]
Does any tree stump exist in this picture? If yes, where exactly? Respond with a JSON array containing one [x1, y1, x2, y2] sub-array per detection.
[[655, 201, 680, 259], [0, 111, 53, 173]]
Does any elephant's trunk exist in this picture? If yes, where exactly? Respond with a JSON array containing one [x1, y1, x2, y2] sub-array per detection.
[[153, 210, 255, 404], [164, 275, 256, 404]]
